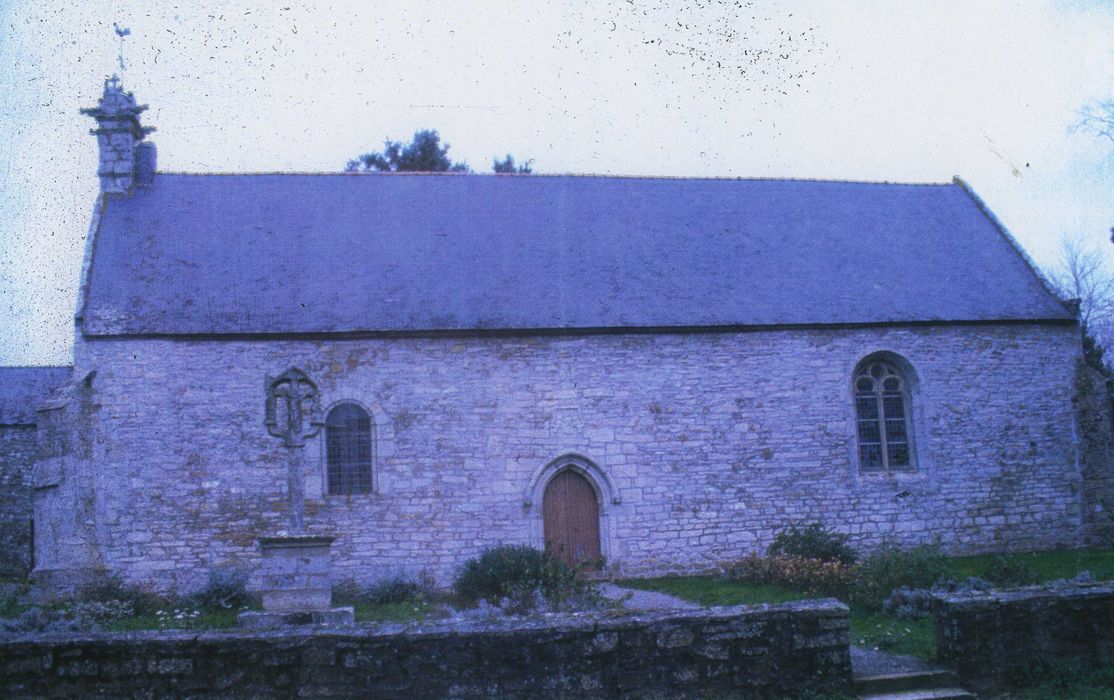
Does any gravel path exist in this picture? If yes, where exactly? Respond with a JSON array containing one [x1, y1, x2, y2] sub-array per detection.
[[597, 583, 700, 610]]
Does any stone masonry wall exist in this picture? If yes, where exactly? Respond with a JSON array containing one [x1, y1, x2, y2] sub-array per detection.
[[57, 323, 1082, 592], [0, 600, 851, 699], [933, 583, 1114, 695], [1076, 360, 1114, 545], [0, 426, 36, 576]]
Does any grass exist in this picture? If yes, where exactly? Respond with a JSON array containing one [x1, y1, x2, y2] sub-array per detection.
[[100, 600, 432, 630], [105, 607, 245, 632], [1007, 687, 1114, 699], [849, 611, 934, 659], [620, 547, 1114, 665], [352, 600, 431, 623], [0, 590, 430, 631], [618, 575, 809, 607], [995, 660, 1114, 699], [623, 575, 935, 658], [945, 548, 1114, 582]]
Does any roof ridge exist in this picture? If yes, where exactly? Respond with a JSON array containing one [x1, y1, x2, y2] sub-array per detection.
[[150, 171, 955, 187], [0, 365, 73, 370]]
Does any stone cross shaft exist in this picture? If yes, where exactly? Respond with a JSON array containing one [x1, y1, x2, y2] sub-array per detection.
[[264, 368, 323, 534]]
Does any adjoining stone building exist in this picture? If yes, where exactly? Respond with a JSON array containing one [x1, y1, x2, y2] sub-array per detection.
[[16, 77, 1102, 594], [0, 367, 71, 576]]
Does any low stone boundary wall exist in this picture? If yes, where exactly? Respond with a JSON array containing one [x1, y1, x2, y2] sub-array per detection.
[[0, 599, 850, 699], [933, 583, 1114, 694]]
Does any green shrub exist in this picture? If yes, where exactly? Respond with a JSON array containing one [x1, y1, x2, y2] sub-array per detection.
[[768, 521, 858, 565], [849, 545, 949, 610], [453, 545, 586, 608], [183, 566, 256, 610], [335, 572, 436, 606], [83, 576, 166, 616], [722, 553, 858, 598], [981, 555, 1039, 587]]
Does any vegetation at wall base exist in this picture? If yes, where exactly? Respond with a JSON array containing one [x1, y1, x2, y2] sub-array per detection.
[[946, 548, 1114, 582], [849, 611, 935, 659], [847, 545, 950, 611], [332, 572, 438, 623], [1001, 658, 1114, 699], [617, 575, 810, 607], [722, 553, 857, 598], [452, 544, 591, 611], [767, 521, 858, 565], [623, 544, 1114, 664]]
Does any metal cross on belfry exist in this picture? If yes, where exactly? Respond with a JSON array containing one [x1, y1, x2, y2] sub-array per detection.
[[113, 23, 131, 77], [265, 368, 323, 534]]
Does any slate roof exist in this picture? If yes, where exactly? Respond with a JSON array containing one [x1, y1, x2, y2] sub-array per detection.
[[0, 366, 71, 425], [81, 174, 1072, 336]]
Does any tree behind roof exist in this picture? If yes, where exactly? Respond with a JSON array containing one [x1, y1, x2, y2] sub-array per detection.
[[347, 130, 533, 174], [346, 129, 470, 173]]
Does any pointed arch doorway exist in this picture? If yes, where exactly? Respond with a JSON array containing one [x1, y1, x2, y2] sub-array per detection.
[[542, 469, 601, 568]]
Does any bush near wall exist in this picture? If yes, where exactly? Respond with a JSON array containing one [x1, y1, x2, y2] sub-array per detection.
[[725, 523, 951, 610], [722, 554, 857, 599], [767, 521, 858, 566], [452, 544, 590, 610]]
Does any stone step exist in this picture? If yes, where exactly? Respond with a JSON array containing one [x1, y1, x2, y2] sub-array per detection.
[[857, 687, 976, 700], [855, 670, 959, 695]]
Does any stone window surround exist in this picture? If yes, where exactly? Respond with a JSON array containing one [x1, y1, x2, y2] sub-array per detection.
[[324, 402, 375, 496], [846, 350, 932, 484], [524, 451, 620, 565], [315, 397, 396, 497]]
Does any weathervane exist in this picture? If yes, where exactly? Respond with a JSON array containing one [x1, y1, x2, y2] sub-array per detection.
[[113, 22, 131, 77]]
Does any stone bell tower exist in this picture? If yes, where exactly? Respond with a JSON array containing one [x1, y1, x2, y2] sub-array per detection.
[[81, 75, 156, 194]]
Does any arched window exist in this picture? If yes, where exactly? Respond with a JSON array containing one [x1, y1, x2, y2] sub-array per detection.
[[325, 403, 375, 495], [854, 359, 914, 472]]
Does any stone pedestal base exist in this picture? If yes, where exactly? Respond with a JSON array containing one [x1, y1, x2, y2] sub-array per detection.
[[237, 607, 355, 628], [257, 535, 334, 612], [29, 566, 110, 601]]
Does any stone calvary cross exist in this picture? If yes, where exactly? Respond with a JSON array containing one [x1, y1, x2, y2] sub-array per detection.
[[245, 367, 349, 624], [264, 368, 323, 535]]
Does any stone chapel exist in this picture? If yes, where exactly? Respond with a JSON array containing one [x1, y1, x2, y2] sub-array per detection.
[[2, 77, 1105, 595]]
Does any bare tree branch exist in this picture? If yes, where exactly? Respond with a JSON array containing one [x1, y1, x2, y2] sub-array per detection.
[[1072, 99, 1114, 148], [1049, 235, 1114, 366]]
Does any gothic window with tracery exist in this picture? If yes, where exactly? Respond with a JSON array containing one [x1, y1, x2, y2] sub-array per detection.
[[854, 359, 914, 472], [325, 403, 375, 495]]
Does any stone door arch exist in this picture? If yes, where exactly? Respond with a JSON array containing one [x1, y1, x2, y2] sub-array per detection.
[[542, 469, 601, 566], [525, 452, 619, 569]]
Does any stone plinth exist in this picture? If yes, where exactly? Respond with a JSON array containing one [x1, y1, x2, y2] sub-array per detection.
[[256, 535, 334, 612], [238, 607, 354, 629]]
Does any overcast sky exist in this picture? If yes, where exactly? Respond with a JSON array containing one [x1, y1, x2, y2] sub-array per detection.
[[1, 0, 1112, 366]]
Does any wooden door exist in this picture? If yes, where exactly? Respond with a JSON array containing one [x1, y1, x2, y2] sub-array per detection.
[[543, 469, 601, 567]]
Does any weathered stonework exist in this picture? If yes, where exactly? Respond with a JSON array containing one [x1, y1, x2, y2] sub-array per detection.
[[31, 373, 109, 595], [256, 536, 334, 612], [37, 322, 1082, 593], [0, 599, 852, 699], [0, 366, 71, 579], [0, 426, 36, 576], [1076, 360, 1114, 545], [80, 76, 154, 195], [933, 583, 1114, 695]]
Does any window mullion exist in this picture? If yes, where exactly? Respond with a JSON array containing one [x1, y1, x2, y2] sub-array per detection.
[[876, 390, 889, 471]]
